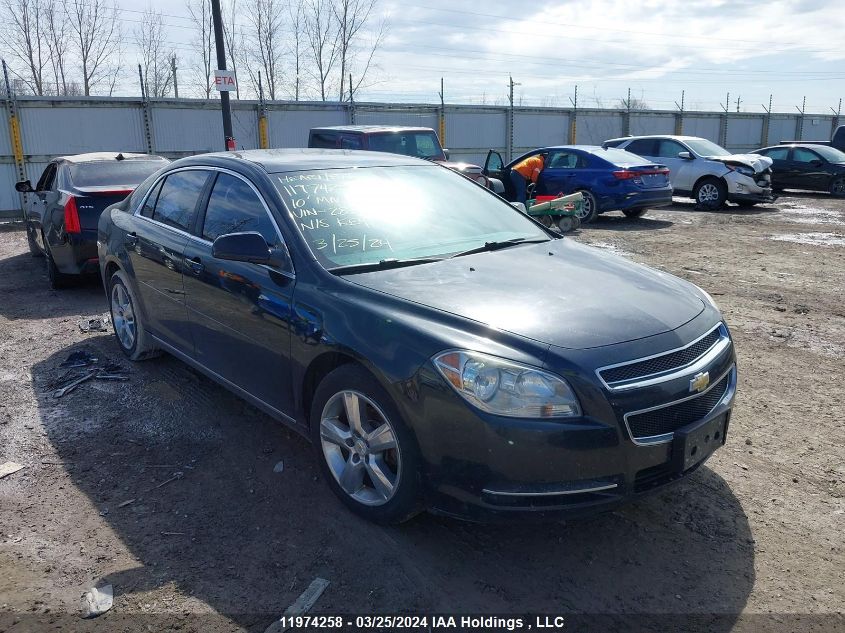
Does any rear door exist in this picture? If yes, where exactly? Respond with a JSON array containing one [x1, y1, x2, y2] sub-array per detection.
[[29, 162, 58, 242], [127, 168, 212, 353], [181, 170, 295, 414]]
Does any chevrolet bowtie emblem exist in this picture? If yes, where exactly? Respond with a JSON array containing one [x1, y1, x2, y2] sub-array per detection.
[[689, 371, 710, 393]]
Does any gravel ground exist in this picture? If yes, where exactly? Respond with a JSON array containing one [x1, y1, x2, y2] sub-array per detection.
[[0, 193, 843, 632]]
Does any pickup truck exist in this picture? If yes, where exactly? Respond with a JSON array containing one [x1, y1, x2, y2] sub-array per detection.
[[781, 125, 845, 151]]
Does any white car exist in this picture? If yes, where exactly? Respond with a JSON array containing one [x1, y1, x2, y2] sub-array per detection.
[[604, 135, 776, 208]]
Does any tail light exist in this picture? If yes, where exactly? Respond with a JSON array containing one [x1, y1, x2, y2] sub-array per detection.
[[89, 189, 134, 196], [613, 168, 670, 180], [64, 196, 81, 234]]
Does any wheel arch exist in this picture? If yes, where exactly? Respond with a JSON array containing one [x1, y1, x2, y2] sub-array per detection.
[[692, 173, 728, 194], [301, 351, 365, 428]]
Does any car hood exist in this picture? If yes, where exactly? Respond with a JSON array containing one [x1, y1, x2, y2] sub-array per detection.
[[436, 160, 483, 174], [345, 239, 705, 350], [712, 153, 773, 172]]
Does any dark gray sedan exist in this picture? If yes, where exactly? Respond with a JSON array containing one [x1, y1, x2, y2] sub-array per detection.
[[97, 149, 737, 524]]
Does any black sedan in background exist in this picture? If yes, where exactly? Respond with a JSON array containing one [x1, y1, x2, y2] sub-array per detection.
[[752, 144, 845, 197], [16, 152, 169, 288], [98, 149, 736, 524]]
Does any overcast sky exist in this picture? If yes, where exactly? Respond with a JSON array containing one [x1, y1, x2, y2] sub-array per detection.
[[123, 0, 845, 113]]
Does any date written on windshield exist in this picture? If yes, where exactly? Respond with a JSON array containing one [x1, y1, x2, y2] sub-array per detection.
[[312, 235, 393, 255]]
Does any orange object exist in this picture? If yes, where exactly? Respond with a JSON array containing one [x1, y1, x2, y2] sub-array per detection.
[[512, 154, 545, 182]]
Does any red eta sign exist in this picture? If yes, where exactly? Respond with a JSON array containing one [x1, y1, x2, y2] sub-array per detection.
[[214, 70, 237, 91]]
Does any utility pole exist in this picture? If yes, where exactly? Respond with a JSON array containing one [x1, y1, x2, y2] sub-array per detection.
[[257, 71, 268, 149], [507, 76, 520, 161], [624, 87, 632, 135], [761, 94, 773, 147], [796, 96, 806, 141], [719, 92, 729, 147], [568, 84, 578, 143], [831, 98, 842, 138], [438, 77, 446, 147], [171, 57, 178, 98], [735, 95, 741, 112], [211, 0, 235, 150], [674, 90, 685, 135], [349, 73, 355, 124], [3, 59, 27, 221]]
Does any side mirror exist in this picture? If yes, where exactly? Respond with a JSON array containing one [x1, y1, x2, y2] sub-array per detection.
[[678, 151, 693, 160], [15, 180, 34, 193], [443, 148, 450, 160]]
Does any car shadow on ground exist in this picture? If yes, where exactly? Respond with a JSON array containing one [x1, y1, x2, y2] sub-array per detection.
[[585, 214, 674, 231], [31, 335, 755, 631], [663, 200, 780, 216], [0, 250, 106, 320]]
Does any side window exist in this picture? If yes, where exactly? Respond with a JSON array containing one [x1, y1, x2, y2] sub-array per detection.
[[310, 132, 337, 148], [657, 140, 687, 159], [151, 170, 210, 231], [762, 147, 789, 160], [140, 179, 164, 218], [202, 173, 281, 247], [793, 148, 820, 163], [36, 164, 58, 191], [547, 152, 581, 169], [340, 135, 362, 149], [626, 139, 656, 156]]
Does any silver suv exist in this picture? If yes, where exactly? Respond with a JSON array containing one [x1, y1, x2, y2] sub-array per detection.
[[604, 135, 776, 208]]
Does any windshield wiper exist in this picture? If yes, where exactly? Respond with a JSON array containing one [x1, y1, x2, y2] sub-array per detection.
[[450, 237, 550, 259], [328, 257, 444, 275]]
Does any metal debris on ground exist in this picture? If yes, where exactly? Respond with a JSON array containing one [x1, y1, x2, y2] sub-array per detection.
[[0, 461, 24, 479], [148, 471, 183, 491], [264, 577, 330, 633], [117, 499, 135, 508], [273, 460, 285, 473], [52, 370, 97, 398], [60, 350, 98, 368], [78, 315, 111, 333], [81, 584, 113, 618]]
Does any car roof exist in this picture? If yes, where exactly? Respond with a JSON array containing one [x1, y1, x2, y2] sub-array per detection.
[[172, 148, 428, 174], [310, 125, 436, 134], [57, 152, 167, 164], [607, 135, 704, 143]]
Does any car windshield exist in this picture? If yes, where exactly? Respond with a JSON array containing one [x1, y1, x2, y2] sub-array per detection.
[[70, 160, 166, 188], [812, 145, 845, 163], [275, 165, 548, 269], [684, 139, 732, 157], [367, 132, 444, 160]]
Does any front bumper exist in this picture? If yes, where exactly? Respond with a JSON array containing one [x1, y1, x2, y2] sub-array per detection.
[[725, 173, 778, 203], [409, 325, 737, 521]]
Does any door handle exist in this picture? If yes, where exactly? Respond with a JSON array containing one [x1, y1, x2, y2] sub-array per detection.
[[124, 232, 138, 247], [185, 256, 204, 275]]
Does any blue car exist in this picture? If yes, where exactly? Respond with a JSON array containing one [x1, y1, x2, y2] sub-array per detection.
[[483, 146, 673, 223]]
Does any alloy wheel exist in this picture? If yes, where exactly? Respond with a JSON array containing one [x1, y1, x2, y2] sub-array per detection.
[[831, 178, 845, 197], [111, 283, 137, 351], [577, 194, 593, 219], [320, 390, 401, 506], [698, 183, 720, 203]]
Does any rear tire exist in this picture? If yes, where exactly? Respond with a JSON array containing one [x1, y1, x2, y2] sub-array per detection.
[[310, 364, 423, 524], [830, 177, 845, 198], [576, 190, 598, 223], [693, 177, 727, 209], [622, 208, 647, 218], [108, 269, 161, 361]]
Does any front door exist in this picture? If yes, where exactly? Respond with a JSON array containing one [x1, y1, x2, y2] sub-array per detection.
[[181, 171, 295, 415], [127, 169, 212, 354], [483, 150, 511, 198], [789, 147, 828, 191]]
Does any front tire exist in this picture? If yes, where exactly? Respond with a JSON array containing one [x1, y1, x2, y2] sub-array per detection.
[[310, 364, 422, 524], [575, 190, 598, 223], [830, 177, 845, 198], [693, 178, 727, 209], [108, 269, 160, 361], [622, 208, 647, 218]]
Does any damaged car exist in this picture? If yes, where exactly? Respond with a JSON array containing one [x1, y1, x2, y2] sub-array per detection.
[[604, 135, 776, 208]]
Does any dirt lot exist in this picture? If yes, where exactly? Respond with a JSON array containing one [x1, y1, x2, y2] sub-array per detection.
[[0, 193, 843, 632]]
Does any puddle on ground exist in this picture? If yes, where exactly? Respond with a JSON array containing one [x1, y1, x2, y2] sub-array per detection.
[[778, 201, 844, 225], [769, 232, 845, 247]]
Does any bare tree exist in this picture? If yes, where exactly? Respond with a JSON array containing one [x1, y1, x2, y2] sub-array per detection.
[[304, 0, 339, 101], [44, 0, 69, 95], [221, 0, 241, 99], [333, 0, 385, 102], [287, 0, 305, 100], [186, 0, 213, 98], [67, 0, 120, 95], [617, 96, 649, 110], [1, 0, 49, 95], [242, 0, 283, 100], [134, 6, 173, 97]]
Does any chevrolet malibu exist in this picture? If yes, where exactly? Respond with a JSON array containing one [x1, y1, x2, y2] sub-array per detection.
[[98, 149, 737, 524]]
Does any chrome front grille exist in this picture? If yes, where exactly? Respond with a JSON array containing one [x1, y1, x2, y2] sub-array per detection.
[[625, 371, 731, 442], [597, 323, 730, 391]]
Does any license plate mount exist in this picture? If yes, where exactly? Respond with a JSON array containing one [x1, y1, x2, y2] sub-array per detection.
[[672, 413, 727, 472]]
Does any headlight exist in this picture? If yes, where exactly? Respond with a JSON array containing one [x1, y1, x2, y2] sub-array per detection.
[[695, 284, 720, 311], [432, 350, 581, 418], [728, 164, 755, 177]]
